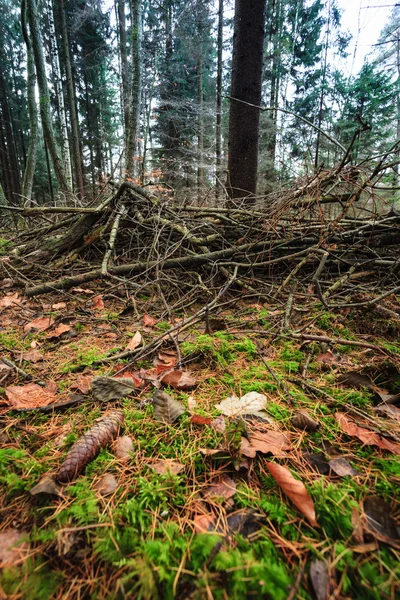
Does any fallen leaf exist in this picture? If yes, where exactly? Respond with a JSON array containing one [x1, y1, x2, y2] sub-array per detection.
[[156, 350, 178, 367], [266, 462, 318, 527], [374, 404, 400, 421], [310, 559, 329, 600], [46, 323, 71, 339], [316, 351, 341, 366], [30, 474, 62, 497], [291, 410, 320, 432], [335, 412, 400, 455], [190, 415, 212, 426], [187, 395, 197, 413], [5, 382, 57, 409], [143, 314, 157, 327], [93, 473, 118, 496], [152, 390, 185, 423], [126, 330, 142, 351], [242, 430, 292, 457], [362, 496, 400, 548], [338, 372, 392, 404], [91, 376, 137, 402], [204, 475, 236, 500], [193, 513, 215, 533], [303, 452, 330, 475], [0, 529, 29, 567], [149, 459, 185, 475], [71, 375, 93, 395], [0, 292, 21, 308], [92, 295, 105, 310], [161, 369, 197, 390], [17, 349, 44, 363], [0, 278, 14, 289], [328, 457, 360, 477], [210, 415, 226, 433], [52, 302, 67, 310], [113, 436, 134, 462], [72, 287, 94, 294], [215, 391, 268, 418], [24, 316, 54, 333], [351, 507, 364, 544]]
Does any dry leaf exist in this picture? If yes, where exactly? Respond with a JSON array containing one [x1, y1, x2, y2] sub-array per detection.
[[93, 473, 118, 496], [243, 430, 292, 457], [0, 529, 29, 567], [30, 474, 62, 497], [149, 459, 185, 475], [335, 412, 400, 456], [70, 375, 93, 395], [203, 475, 236, 500], [52, 302, 67, 310], [143, 314, 157, 326], [156, 350, 178, 366], [190, 415, 212, 426], [292, 410, 320, 432], [303, 452, 331, 475], [92, 295, 105, 310], [113, 436, 134, 462], [351, 507, 364, 544], [0, 278, 14, 289], [56, 410, 124, 483], [5, 382, 57, 409], [338, 372, 392, 404], [46, 323, 72, 339], [126, 330, 142, 350], [215, 391, 268, 417], [24, 316, 54, 333], [362, 496, 400, 548], [161, 369, 197, 390], [266, 462, 318, 527], [210, 415, 226, 433], [91, 376, 137, 402], [187, 395, 197, 413], [0, 292, 21, 308], [374, 404, 400, 421], [310, 559, 329, 600], [152, 390, 185, 423], [18, 349, 44, 363], [72, 287, 94, 294], [193, 513, 214, 533], [328, 457, 360, 477]]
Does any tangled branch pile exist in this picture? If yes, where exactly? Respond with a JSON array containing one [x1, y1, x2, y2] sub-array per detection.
[[2, 154, 400, 310]]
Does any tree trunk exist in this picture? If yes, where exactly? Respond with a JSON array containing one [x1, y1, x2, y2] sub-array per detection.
[[227, 0, 266, 202], [197, 39, 204, 197], [58, 0, 85, 200], [21, 0, 39, 202], [26, 0, 70, 194], [124, 0, 142, 179], [315, 0, 331, 170], [117, 0, 129, 137], [215, 0, 223, 201], [0, 70, 21, 205]]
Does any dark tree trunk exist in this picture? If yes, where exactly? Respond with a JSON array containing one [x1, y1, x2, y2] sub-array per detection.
[[227, 0, 266, 202], [0, 71, 21, 205], [215, 0, 223, 201]]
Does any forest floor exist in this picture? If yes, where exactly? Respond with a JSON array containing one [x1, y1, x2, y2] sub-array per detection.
[[0, 281, 399, 600]]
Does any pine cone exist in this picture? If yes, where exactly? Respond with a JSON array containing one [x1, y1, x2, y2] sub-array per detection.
[[56, 410, 124, 483]]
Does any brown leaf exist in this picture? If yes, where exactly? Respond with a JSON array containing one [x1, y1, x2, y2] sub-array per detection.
[[143, 313, 157, 327], [203, 475, 236, 500], [70, 375, 93, 395], [266, 462, 318, 527], [0, 292, 21, 308], [210, 415, 226, 433], [190, 415, 212, 426], [5, 382, 57, 409], [351, 507, 364, 544], [310, 559, 329, 600], [56, 410, 124, 483], [316, 351, 340, 366], [126, 330, 142, 350], [193, 513, 215, 533], [113, 435, 134, 462], [161, 369, 197, 390], [328, 457, 360, 477], [338, 371, 391, 404], [30, 474, 62, 497], [93, 473, 118, 496], [156, 350, 178, 366], [335, 412, 400, 455], [0, 529, 29, 567], [72, 287, 94, 295], [91, 376, 137, 402], [374, 404, 400, 421], [152, 390, 185, 423], [291, 410, 320, 432], [18, 349, 44, 363], [52, 302, 67, 310], [240, 437, 257, 458], [46, 323, 72, 339], [244, 430, 292, 457], [92, 295, 105, 310], [362, 496, 400, 548], [149, 459, 185, 475], [24, 316, 54, 333]]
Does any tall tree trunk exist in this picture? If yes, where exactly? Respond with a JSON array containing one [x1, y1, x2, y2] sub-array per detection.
[[0, 115, 13, 204], [26, 0, 70, 194], [227, 0, 266, 201], [48, 0, 73, 190], [117, 0, 129, 138], [266, 0, 282, 187], [0, 71, 21, 205], [215, 0, 223, 200], [124, 0, 142, 179], [315, 0, 331, 169], [58, 0, 85, 199], [21, 0, 39, 202], [197, 41, 204, 196]]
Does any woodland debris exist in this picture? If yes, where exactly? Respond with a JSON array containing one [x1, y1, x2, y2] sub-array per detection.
[[93, 473, 118, 496], [113, 436, 134, 462], [152, 390, 185, 424], [291, 410, 320, 432], [215, 391, 269, 418], [90, 376, 137, 402], [148, 459, 185, 475]]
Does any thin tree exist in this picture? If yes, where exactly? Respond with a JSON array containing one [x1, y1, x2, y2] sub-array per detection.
[[21, 0, 38, 202], [125, 0, 142, 179], [26, 0, 70, 193], [215, 0, 223, 200], [227, 0, 266, 201], [117, 0, 129, 137]]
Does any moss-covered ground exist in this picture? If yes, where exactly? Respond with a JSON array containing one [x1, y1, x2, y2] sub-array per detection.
[[0, 290, 399, 599]]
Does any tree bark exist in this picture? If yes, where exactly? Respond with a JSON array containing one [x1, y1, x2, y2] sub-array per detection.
[[215, 0, 223, 200], [124, 0, 142, 179], [21, 0, 39, 203], [197, 35, 204, 196], [0, 70, 21, 205], [58, 0, 85, 200], [227, 0, 266, 201], [26, 0, 70, 194], [117, 0, 129, 137]]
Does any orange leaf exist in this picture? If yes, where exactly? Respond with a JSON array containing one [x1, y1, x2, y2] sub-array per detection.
[[143, 314, 157, 327], [92, 295, 105, 310], [335, 413, 400, 456], [190, 415, 212, 426], [243, 430, 292, 457], [24, 316, 54, 333], [266, 462, 318, 527], [161, 369, 197, 390], [46, 323, 71, 339], [126, 330, 142, 351], [5, 382, 57, 409], [0, 292, 21, 308]]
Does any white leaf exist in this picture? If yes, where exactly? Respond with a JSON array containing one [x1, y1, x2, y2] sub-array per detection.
[[215, 391, 268, 417]]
